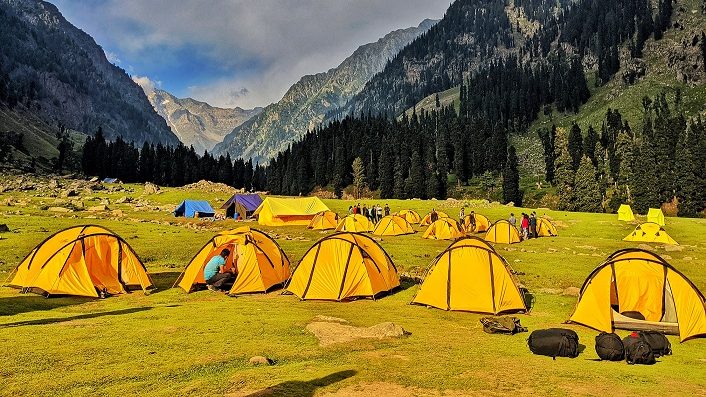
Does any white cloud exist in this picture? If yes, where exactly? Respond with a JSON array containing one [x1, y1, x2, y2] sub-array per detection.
[[52, 0, 451, 108], [132, 75, 159, 94]]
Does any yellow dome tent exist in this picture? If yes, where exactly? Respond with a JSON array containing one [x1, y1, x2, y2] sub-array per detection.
[[176, 227, 290, 295], [308, 210, 340, 230], [536, 218, 558, 237], [412, 237, 527, 314], [647, 208, 666, 226], [372, 215, 415, 236], [397, 209, 422, 224], [253, 197, 329, 226], [287, 232, 399, 300], [484, 220, 521, 244], [569, 249, 706, 341], [422, 218, 464, 240], [335, 214, 375, 233], [461, 213, 491, 233], [8, 225, 153, 297], [617, 204, 635, 222], [623, 222, 678, 245], [420, 210, 449, 226]]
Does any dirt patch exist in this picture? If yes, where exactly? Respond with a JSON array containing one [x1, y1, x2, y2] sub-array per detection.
[[321, 382, 487, 396], [306, 318, 407, 346]]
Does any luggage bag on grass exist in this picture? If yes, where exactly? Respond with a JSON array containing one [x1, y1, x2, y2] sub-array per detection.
[[480, 317, 527, 335], [595, 332, 624, 361], [528, 328, 579, 359], [623, 332, 656, 365], [637, 331, 671, 358]]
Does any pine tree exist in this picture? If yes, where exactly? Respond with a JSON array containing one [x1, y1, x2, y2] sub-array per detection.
[[378, 144, 394, 199], [393, 155, 405, 199], [568, 122, 584, 170], [583, 125, 599, 166], [674, 124, 704, 217], [554, 128, 575, 211], [538, 126, 556, 183], [502, 145, 521, 205], [615, 129, 636, 206], [573, 155, 602, 212], [351, 157, 366, 199], [406, 150, 424, 199]]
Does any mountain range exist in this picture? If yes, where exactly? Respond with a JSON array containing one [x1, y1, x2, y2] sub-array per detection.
[[212, 19, 438, 163], [143, 87, 262, 154], [0, 0, 179, 148]]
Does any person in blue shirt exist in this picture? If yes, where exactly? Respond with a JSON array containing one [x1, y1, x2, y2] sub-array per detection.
[[203, 249, 237, 291]]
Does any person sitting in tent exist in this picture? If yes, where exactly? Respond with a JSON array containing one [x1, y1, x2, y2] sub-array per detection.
[[430, 209, 439, 224], [384, 204, 390, 216], [204, 249, 237, 292], [508, 213, 516, 227], [236, 213, 243, 221]]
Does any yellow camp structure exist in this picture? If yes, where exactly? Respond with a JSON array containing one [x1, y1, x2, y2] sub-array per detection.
[[397, 209, 422, 224], [647, 208, 666, 226], [8, 225, 153, 297], [420, 211, 449, 226], [569, 249, 706, 341], [253, 197, 329, 226], [461, 213, 491, 233], [623, 222, 678, 245], [536, 218, 558, 237], [308, 211, 340, 230], [422, 218, 464, 240], [176, 227, 290, 295], [335, 214, 375, 232], [372, 215, 414, 236], [287, 232, 399, 300], [617, 204, 635, 222], [412, 237, 527, 314], [484, 220, 521, 244]]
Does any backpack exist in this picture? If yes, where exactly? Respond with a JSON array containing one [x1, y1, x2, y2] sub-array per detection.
[[637, 331, 672, 358], [623, 333, 656, 365], [595, 332, 624, 361], [480, 317, 527, 335], [528, 328, 579, 359]]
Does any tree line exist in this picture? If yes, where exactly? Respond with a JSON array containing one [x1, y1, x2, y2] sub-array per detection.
[[540, 92, 706, 217], [81, 128, 266, 191]]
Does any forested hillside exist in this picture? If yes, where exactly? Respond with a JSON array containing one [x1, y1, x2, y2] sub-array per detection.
[[0, 0, 179, 170]]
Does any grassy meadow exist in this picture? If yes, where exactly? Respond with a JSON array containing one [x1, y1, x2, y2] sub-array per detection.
[[1, 180, 706, 396]]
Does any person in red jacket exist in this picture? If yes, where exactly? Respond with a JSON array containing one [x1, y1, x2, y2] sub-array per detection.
[[521, 213, 529, 240]]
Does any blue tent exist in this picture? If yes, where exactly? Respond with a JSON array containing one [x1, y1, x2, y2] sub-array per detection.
[[221, 194, 263, 219], [174, 200, 215, 218], [103, 178, 120, 183]]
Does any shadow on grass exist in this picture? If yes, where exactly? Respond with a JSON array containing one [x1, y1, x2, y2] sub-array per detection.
[[0, 295, 94, 317], [244, 370, 356, 397], [0, 306, 152, 328], [148, 271, 183, 294]]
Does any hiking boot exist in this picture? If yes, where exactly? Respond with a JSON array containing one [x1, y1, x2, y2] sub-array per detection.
[[207, 284, 218, 292]]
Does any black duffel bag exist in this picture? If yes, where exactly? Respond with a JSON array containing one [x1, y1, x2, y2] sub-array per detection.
[[528, 328, 579, 359], [595, 332, 624, 361], [623, 332, 656, 365], [637, 331, 672, 358]]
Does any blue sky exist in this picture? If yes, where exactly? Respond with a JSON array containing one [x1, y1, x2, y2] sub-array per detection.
[[50, 0, 450, 109]]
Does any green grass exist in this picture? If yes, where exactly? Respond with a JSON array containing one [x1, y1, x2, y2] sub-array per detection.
[[1, 180, 706, 396]]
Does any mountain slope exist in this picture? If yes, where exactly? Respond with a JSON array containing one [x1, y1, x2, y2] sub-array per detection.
[[145, 88, 261, 154], [213, 19, 437, 163], [0, 0, 179, 147]]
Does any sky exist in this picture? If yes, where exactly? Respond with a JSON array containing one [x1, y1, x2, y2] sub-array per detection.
[[50, 0, 450, 109]]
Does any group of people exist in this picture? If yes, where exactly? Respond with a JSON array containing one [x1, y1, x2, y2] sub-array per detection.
[[349, 203, 391, 223], [508, 211, 539, 240]]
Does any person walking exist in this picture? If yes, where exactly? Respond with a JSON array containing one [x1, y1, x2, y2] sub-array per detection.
[[459, 207, 465, 221], [529, 212, 537, 238], [384, 204, 390, 216], [521, 213, 529, 240], [468, 210, 477, 232], [376, 204, 383, 223]]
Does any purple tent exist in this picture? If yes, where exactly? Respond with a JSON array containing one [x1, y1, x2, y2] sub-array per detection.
[[221, 194, 263, 219]]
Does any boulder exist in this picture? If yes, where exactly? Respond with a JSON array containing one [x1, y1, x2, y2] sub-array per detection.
[[248, 356, 273, 366], [111, 209, 124, 217], [664, 245, 684, 252], [48, 207, 72, 213], [60, 190, 78, 198], [88, 205, 108, 212], [144, 182, 160, 195], [115, 196, 131, 204], [0, 224, 9, 232]]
